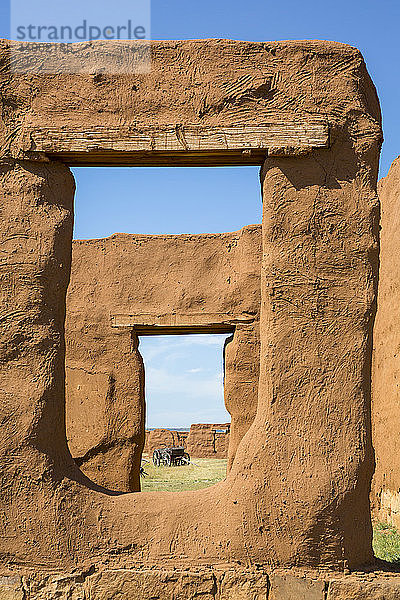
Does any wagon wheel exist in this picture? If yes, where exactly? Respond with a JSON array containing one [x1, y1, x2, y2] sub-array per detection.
[[166, 454, 173, 467], [182, 452, 190, 465], [152, 450, 160, 466]]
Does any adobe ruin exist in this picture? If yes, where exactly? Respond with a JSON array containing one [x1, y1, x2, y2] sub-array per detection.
[[1, 37, 395, 598], [143, 424, 230, 460], [144, 429, 189, 456], [185, 423, 230, 459], [372, 155, 400, 528]]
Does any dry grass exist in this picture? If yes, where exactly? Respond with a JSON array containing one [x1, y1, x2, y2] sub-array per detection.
[[140, 455, 227, 492]]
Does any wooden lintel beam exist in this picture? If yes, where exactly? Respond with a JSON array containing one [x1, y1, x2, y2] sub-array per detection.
[[110, 313, 256, 334], [22, 118, 329, 166]]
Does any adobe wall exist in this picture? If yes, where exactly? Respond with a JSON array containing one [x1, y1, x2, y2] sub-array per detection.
[[0, 39, 382, 575], [144, 429, 189, 455], [143, 425, 230, 459], [186, 423, 230, 458], [372, 156, 400, 526], [66, 329, 145, 493], [224, 322, 259, 469], [65, 226, 261, 491]]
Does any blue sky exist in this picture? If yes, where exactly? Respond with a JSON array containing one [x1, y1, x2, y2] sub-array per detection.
[[1, 0, 399, 427], [140, 335, 231, 428]]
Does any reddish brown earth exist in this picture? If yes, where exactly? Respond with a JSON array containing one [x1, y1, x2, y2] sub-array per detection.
[[0, 38, 382, 588]]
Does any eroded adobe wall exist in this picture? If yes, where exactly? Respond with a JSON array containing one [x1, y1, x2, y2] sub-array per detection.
[[185, 423, 230, 458], [66, 328, 145, 493], [224, 323, 260, 470], [144, 429, 189, 455], [372, 156, 400, 527], [0, 39, 381, 572], [65, 226, 261, 491]]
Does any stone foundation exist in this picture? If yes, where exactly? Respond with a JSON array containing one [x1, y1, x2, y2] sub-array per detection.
[[1, 568, 400, 600]]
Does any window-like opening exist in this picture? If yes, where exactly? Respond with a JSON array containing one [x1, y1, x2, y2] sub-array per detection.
[[65, 165, 261, 494], [139, 334, 231, 492], [71, 166, 262, 238]]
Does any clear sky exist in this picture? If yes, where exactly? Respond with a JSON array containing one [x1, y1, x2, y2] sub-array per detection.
[[140, 334, 231, 428], [1, 0, 399, 427]]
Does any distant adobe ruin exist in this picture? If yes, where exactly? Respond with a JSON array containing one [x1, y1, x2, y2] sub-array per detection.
[[143, 424, 231, 460]]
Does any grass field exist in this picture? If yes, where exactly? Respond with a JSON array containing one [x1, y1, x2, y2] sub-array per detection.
[[373, 522, 400, 563], [140, 456, 227, 492]]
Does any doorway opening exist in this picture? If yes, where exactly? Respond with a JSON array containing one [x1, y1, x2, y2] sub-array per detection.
[[71, 166, 262, 238], [65, 164, 261, 494], [139, 333, 231, 492]]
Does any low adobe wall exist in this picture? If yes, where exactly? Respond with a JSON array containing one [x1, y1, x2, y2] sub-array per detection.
[[186, 423, 230, 458], [65, 226, 261, 491], [144, 429, 189, 455], [144, 425, 230, 459]]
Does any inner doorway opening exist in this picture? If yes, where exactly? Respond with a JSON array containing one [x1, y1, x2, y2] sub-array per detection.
[[139, 333, 232, 493]]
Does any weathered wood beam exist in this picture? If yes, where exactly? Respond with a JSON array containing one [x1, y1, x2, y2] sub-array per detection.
[[111, 312, 255, 334], [40, 149, 268, 167], [22, 117, 329, 166]]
